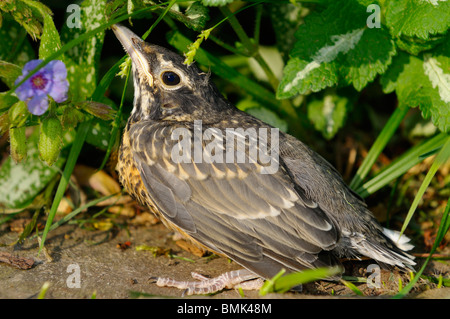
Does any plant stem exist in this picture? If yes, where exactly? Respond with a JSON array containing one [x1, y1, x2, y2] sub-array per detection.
[[219, 6, 256, 56], [209, 34, 245, 56], [253, 53, 280, 92], [254, 4, 263, 44], [220, 5, 279, 92]]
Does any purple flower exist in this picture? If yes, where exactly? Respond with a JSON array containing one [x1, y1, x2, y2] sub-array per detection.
[[15, 59, 69, 116]]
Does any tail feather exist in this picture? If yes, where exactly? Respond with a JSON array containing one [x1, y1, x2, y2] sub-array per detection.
[[343, 229, 416, 270], [360, 239, 416, 270], [382, 228, 414, 251]]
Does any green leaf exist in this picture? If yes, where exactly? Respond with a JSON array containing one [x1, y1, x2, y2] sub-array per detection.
[[0, 111, 10, 137], [9, 125, 27, 163], [386, 0, 450, 40], [380, 51, 409, 94], [341, 279, 364, 296], [185, 2, 210, 31], [277, 1, 396, 98], [8, 99, 29, 127], [0, 128, 66, 209], [246, 107, 288, 132], [61, 0, 108, 101], [78, 101, 116, 121], [382, 42, 450, 133], [167, 31, 284, 115], [395, 33, 448, 56], [201, 0, 235, 6], [0, 61, 22, 89], [307, 91, 348, 140], [23, 0, 62, 61], [39, 116, 63, 166], [268, 2, 303, 62], [85, 118, 113, 151], [0, 18, 35, 66], [0, 0, 46, 40], [260, 266, 343, 295]]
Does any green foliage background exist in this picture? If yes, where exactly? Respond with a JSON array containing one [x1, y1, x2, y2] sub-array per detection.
[[0, 0, 449, 296]]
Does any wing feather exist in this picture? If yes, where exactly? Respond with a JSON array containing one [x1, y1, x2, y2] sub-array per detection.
[[130, 122, 341, 278]]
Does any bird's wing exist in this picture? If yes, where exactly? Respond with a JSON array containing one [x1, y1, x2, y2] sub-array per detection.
[[130, 122, 341, 278]]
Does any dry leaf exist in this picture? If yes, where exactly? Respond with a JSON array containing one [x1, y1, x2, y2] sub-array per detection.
[[131, 212, 159, 226], [175, 239, 207, 257], [73, 164, 130, 206]]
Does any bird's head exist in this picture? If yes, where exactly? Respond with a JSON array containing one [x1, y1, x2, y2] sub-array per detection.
[[112, 24, 230, 124]]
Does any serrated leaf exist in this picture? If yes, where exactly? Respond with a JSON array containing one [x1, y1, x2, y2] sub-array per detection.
[[386, 0, 450, 40], [185, 2, 210, 31], [307, 92, 348, 140], [0, 128, 66, 209], [382, 43, 450, 132], [380, 51, 410, 94], [278, 1, 395, 98], [395, 33, 447, 56]]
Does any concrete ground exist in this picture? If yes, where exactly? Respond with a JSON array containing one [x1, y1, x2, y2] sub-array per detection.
[[0, 220, 449, 299]]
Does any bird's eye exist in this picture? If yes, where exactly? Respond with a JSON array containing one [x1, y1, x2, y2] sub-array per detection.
[[161, 71, 181, 86]]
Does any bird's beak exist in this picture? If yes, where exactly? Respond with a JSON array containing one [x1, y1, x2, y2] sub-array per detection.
[[112, 24, 154, 87]]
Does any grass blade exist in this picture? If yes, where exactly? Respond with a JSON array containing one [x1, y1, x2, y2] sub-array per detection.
[[259, 266, 342, 295], [350, 105, 409, 190], [37, 282, 50, 299], [399, 134, 450, 236], [38, 1, 178, 253], [35, 194, 116, 237], [38, 119, 92, 253], [340, 279, 364, 296], [355, 132, 448, 198], [393, 196, 450, 298], [7, 2, 170, 98]]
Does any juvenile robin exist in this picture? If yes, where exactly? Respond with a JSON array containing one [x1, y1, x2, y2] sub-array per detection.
[[112, 24, 415, 295]]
